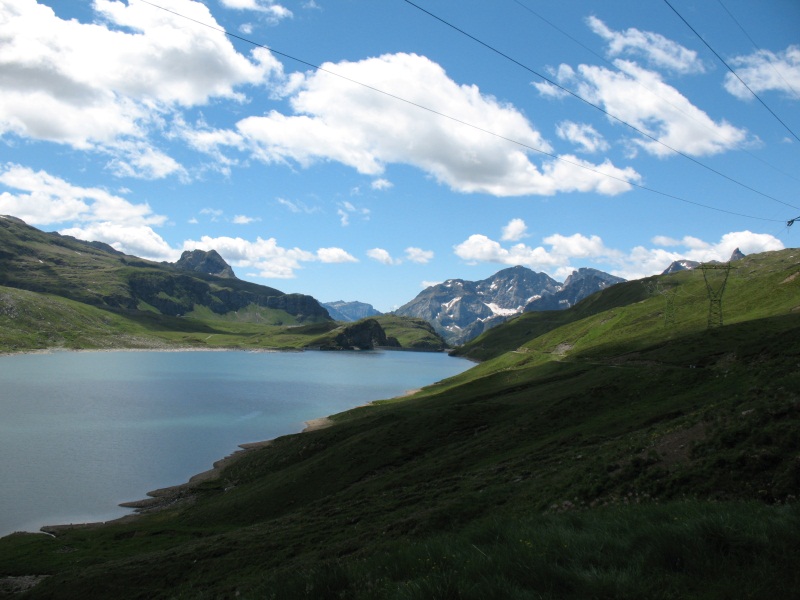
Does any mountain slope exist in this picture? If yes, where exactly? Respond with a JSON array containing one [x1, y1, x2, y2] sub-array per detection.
[[0, 216, 330, 324]]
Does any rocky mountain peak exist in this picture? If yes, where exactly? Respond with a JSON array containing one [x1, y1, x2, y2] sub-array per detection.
[[174, 249, 236, 279], [395, 265, 623, 345]]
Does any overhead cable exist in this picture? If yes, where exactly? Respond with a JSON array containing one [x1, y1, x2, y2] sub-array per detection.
[[402, 0, 799, 211], [715, 0, 800, 100], [511, 0, 800, 185], [663, 0, 800, 143], [137, 0, 786, 224]]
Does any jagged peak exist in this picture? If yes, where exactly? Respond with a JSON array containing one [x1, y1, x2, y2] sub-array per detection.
[[174, 249, 236, 279]]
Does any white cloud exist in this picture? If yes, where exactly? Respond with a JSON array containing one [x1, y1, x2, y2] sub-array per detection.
[[219, 0, 292, 23], [60, 222, 178, 262], [232, 214, 260, 224], [0, 0, 282, 176], [0, 163, 166, 228], [367, 248, 401, 265], [724, 45, 800, 100], [556, 121, 609, 153], [453, 229, 783, 281], [337, 201, 370, 226], [184, 235, 316, 278], [501, 218, 528, 242], [543, 233, 615, 259], [200, 208, 223, 222], [316, 247, 358, 263], [371, 178, 393, 190], [229, 52, 638, 197], [405, 247, 434, 264], [276, 197, 319, 214], [547, 59, 749, 157], [453, 234, 561, 269], [587, 16, 705, 74]]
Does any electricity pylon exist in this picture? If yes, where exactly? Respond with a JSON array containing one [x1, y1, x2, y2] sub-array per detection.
[[700, 263, 733, 328], [648, 281, 679, 327]]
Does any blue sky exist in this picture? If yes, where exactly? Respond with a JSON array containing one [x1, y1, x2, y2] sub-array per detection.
[[1, 0, 798, 312]]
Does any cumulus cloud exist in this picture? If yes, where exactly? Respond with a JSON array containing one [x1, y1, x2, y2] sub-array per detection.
[[225, 52, 638, 196], [0, 163, 166, 227], [724, 45, 800, 100], [0, 0, 282, 176], [501, 218, 528, 242], [540, 59, 748, 157], [556, 121, 610, 153], [316, 247, 358, 263], [405, 247, 434, 264], [60, 222, 179, 262], [184, 235, 354, 278], [588, 16, 705, 74], [219, 0, 292, 23], [453, 229, 783, 281], [367, 248, 401, 265]]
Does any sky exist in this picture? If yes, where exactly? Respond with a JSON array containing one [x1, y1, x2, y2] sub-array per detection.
[[1, 0, 798, 312]]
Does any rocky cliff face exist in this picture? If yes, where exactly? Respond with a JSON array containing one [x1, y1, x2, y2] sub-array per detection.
[[524, 268, 625, 312], [320, 319, 400, 350], [322, 300, 382, 322], [174, 249, 236, 279], [395, 265, 624, 345]]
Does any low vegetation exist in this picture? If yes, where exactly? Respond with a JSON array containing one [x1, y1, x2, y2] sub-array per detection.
[[0, 249, 798, 598]]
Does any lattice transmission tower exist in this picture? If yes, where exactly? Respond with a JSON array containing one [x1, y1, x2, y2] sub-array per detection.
[[700, 263, 733, 328], [648, 281, 679, 328]]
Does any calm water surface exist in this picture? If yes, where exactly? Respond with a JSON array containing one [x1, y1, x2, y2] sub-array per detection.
[[0, 350, 471, 536]]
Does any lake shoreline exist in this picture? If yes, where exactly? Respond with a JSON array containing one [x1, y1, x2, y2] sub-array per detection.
[[0, 350, 465, 538]]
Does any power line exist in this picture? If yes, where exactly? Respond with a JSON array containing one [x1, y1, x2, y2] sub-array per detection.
[[137, 0, 787, 224], [715, 0, 800, 101], [510, 0, 800, 186], [663, 0, 800, 143], [401, 0, 799, 212]]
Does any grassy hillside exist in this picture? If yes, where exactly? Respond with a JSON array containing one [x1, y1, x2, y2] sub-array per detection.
[[0, 289, 445, 353], [1, 249, 799, 598], [0, 216, 329, 323]]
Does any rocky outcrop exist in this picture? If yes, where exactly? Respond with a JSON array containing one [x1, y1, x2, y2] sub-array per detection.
[[322, 319, 400, 350], [174, 249, 236, 279]]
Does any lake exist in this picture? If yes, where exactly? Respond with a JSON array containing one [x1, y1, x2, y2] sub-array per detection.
[[0, 349, 472, 537]]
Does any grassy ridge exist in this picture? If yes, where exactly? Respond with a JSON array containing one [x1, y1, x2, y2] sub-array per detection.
[[1, 249, 799, 598]]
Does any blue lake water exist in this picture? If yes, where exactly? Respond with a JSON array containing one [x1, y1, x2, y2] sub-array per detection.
[[0, 350, 472, 537]]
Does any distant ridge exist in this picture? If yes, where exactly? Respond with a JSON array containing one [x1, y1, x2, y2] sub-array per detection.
[[322, 300, 382, 322], [662, 248, 746, 275]]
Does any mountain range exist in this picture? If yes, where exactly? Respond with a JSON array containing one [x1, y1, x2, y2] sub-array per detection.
[[322, 300, 382, 322], [395, 265, 625, 345]]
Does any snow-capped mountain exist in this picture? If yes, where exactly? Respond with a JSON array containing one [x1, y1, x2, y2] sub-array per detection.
[[394, 265, 624, 345]]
